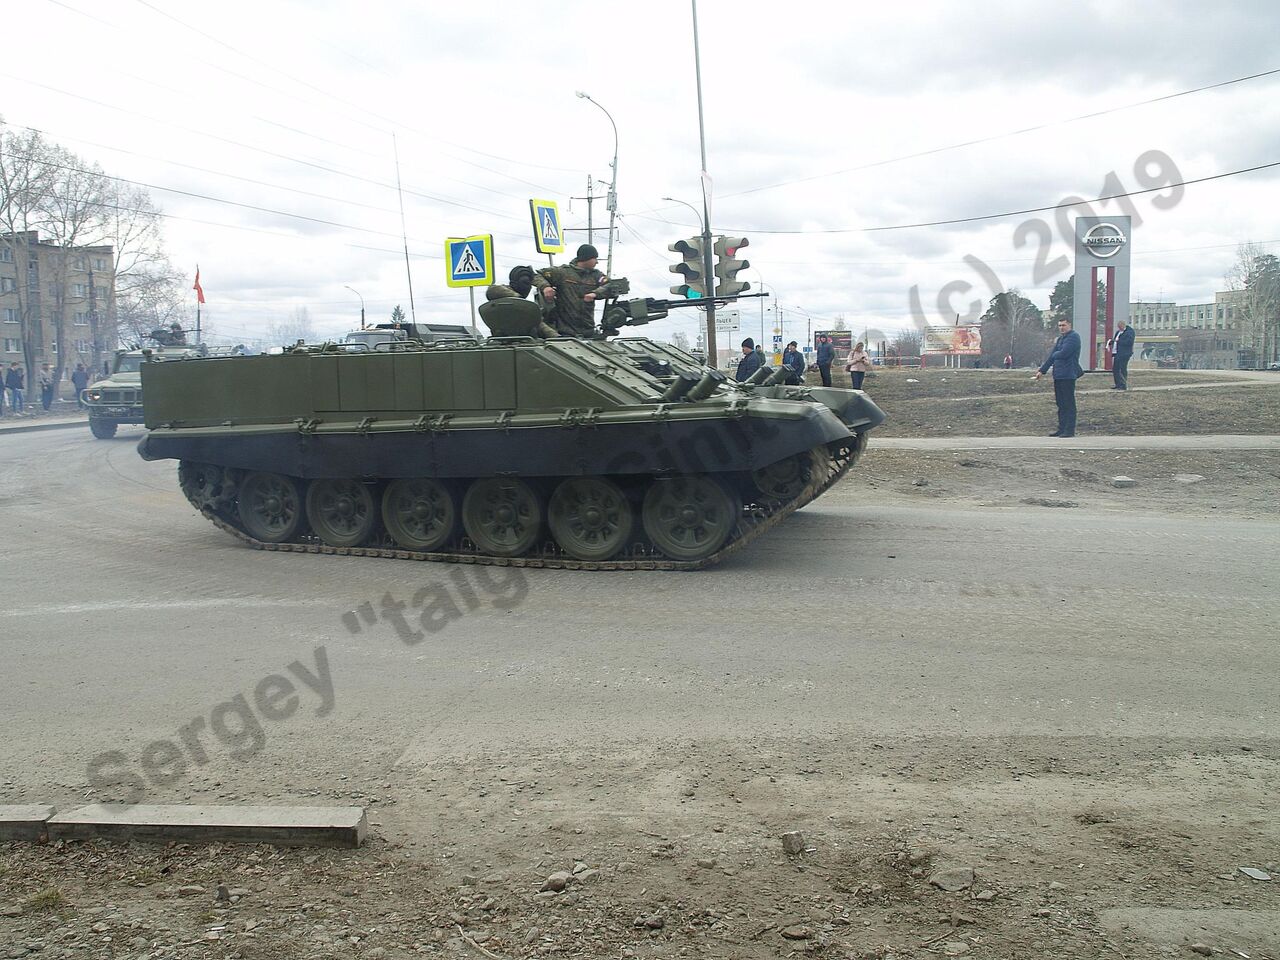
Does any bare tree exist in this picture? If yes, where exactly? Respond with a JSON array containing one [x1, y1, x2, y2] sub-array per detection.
[[0, 124, 58, 383], [979, 289, 1048, 367], [115, 261, 190, 345], [40, 142, 109, 388], [99, 182, 169, 370], [890, 329, 922, 359], [267, 306, 315, 346], [670, 330, 691, 352], [1227, 242, 1280, 366], [832, 314, 848, 332]]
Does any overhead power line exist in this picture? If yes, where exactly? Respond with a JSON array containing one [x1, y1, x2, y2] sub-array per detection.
[[0, 73, 526, 223], [718, 159, 1280, 235], [726, 65, 1280, 198], [127, 0, 579, 187]]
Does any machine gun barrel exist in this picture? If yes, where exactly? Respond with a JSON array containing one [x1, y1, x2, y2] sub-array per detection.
[[598, 291, 769, 336]]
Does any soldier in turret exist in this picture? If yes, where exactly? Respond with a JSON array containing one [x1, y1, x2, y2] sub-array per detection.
[[534, 244, 610, 337], [485, 265, 558, 339]]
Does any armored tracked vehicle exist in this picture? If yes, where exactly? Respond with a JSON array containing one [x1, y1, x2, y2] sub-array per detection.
[[137, 294, 884, 569]]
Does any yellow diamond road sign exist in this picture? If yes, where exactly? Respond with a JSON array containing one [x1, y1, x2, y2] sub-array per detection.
[[445, 235, 494, 288], [529, 199, 564, 255]]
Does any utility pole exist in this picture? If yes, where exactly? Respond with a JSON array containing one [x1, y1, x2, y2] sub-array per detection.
[[570, 174, 610, 248], [392, 134, 417, 323], [691, 0, 716, 363]]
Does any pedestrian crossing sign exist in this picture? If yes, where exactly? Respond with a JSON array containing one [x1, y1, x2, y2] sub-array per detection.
[[445, 235, 494, 288], [529, 199, 564, 254]]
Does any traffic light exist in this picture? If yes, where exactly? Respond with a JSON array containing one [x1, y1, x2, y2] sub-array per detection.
[[668, 237, 707, 299], [713, 236, 750, 297]]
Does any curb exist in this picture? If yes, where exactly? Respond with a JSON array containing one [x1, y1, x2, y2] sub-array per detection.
[[0, 419, 88, 436], [1, 803, 368, 848]]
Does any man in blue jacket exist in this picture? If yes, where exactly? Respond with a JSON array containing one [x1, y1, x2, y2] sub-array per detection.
[[1034, 317, 1083, 437], [735, 337, 764, 382], [815, 336, 834, 387], [1110, 319, 1135, 390], [781, 341, 805, 385]]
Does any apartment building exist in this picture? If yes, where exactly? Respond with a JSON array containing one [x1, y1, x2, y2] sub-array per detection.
[[0, 230, 117, 379]]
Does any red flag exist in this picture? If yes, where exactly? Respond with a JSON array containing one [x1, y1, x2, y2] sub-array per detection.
[[193, 267, 206, 304]]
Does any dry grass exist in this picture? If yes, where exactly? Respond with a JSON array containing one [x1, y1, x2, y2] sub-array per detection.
[[853, 367, 1238, 403], [865, 374, 1280, 437]]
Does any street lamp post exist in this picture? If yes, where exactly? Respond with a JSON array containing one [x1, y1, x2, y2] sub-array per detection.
[[754, 274, 776, 352], [343, 285, 366, 329], [576, 91, 618, 279]]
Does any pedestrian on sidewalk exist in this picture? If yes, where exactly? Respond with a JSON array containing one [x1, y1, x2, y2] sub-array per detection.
[[39, 363, 55, 411], [5, 361, 25, 414], [845, 341, 872, 390], [1109, 319, 1135, 390], [71, 363, 89, 409], [1034, 317, 1082, 438]]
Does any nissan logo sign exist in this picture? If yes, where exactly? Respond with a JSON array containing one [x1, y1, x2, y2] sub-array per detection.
[[1083, 222, 1127, 258]]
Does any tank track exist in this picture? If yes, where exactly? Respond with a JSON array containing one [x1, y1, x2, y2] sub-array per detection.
[[185, 434, 867, 571]]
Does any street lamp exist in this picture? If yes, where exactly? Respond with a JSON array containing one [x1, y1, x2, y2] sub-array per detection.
[[754, 274, 777, 349], [343, 285, 365, 329], [576, 91, 618, 278]]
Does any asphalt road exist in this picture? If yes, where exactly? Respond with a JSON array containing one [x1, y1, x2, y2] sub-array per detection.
[[2, 426, 1277, 805]]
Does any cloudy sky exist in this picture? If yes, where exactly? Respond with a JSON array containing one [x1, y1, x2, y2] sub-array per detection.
[[5, 0, 1279, 349]]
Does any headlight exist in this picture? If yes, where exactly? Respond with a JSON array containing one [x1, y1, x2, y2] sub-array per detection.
[[86, 390, 102, 401]]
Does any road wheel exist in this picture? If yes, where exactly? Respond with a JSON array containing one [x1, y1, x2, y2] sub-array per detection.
[[462, 478, 544, 557], [178, 461, 224, 510], [642, 475, 741, 562], [548, 477, 634, 561], [382, 478, 459, 551], [751, 450, 814, 502], [237, 472, 306, 543], [306, 478, 380, 547], [89, 418, 117, 439]]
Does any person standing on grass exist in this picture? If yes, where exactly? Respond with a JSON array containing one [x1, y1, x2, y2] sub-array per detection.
[[1109, 319, 1135, 390], [1034, 317, 1082, 438], [816, 335, 834, 387], [845, 341, 872, 390]]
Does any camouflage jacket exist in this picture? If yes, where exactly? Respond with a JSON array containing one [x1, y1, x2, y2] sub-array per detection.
[[533, 263, 607, 336]]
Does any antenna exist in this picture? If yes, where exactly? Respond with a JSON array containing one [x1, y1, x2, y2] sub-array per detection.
[[393, 133, 418, 323]]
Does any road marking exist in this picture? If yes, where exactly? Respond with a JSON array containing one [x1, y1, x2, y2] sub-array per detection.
[[1, 599, 314, 619]]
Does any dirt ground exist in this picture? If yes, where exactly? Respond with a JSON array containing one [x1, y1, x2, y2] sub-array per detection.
[[3, 735, 1279, 960], [3, 382, 1278, 959], [841, 447, 1280, 520]]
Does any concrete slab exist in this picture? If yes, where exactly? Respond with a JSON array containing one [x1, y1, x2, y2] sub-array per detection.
[[46, 804, 367, 848], [0, 804, 57, 841], [0, 417, 86, 435]]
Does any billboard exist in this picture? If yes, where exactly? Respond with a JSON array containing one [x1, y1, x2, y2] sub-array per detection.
[[814, 330, 853, 358], [924, 325, 982, 354]]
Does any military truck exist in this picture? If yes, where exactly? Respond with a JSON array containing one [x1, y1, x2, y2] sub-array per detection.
[[84, 330, 241, 439]]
